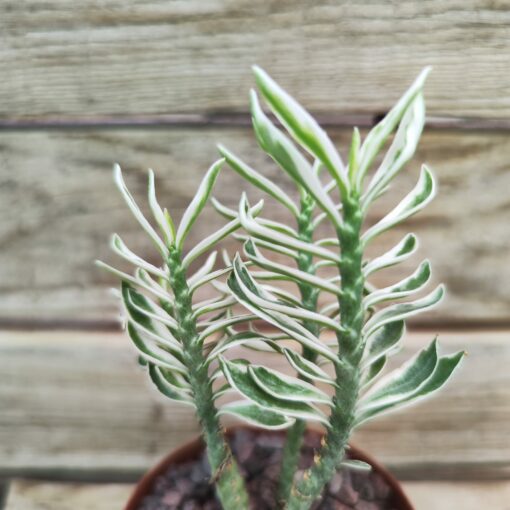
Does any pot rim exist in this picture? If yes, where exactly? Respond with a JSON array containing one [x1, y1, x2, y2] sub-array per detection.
[[124, 425, 414, 510]]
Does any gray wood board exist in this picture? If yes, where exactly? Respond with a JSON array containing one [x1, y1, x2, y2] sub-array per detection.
[[0, 128, 509, 325], [0, 330, 508, 481], [2, 1, 510, 118]]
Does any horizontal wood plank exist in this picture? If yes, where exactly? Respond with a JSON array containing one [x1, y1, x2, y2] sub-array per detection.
[[1, 128, 509, 325], [2, 1, 510, 118], [6, 480, 510, 510], [0, 330, 509, 481]]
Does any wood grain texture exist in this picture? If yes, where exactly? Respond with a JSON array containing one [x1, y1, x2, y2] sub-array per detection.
[[5, 480, 510, 510], [2, 0, 510, 118], [1, 127, 509, 325], [0, 329, 509, 481]]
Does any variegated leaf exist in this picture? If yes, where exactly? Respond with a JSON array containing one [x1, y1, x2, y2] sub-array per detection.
[[363, 234, 418, 277], [218, 400, 295, 430]]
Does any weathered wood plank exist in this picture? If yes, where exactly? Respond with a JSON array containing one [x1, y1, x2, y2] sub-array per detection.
[[1, 128, 509, 325], [2, 1, 510, 118], [6, 480, 510, 510], [0, 330, 508, 480]]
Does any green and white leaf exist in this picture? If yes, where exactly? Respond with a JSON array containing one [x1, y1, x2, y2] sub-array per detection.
[[228, 255, 337, 361], [363, 166, 436, 244], [148, 364, 195, 406], [219, 357, 328, 424], [147, 169, 174, 245], [248, 364, 332, 405], [218, 400, 295, 430], [251, 90, 343, 228], [363, 261, 431, 308], [363, 234, 418, 277], [363, 285, 444, 338], [244, 239, 342, 296], [362, 92, 426, 208], [362, 320, 405, 368], [282, 347, 336, 386], [238, 194, 340, 263], [175, 158, 223, 248], [356, 67, 431, 189], [113, 164, 168, 257], [218, 144, 300, 217], [253, 66, 348, 196]]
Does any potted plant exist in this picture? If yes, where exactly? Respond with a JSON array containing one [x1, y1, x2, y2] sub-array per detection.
[[98, 67, 463, 510]]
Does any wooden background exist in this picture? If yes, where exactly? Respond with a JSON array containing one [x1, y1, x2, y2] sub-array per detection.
[[1, 1, 510, 508]]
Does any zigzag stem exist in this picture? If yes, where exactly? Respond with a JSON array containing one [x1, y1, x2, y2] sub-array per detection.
[[278, 193, 320, 505], [167, 246, 250, 510], [286, 193, 365, 510]]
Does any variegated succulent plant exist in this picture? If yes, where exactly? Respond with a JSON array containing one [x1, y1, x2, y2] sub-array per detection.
[[98, 67, 463, 510]]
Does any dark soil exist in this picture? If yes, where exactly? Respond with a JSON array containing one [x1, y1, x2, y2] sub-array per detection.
[[137, 429, 399, 510]]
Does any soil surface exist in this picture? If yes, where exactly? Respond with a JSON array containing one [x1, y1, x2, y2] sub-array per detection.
[[137, 429, 399, 509]]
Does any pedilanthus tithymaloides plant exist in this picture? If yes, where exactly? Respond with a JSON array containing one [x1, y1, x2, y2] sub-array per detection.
[[98, 67, 464, 510]]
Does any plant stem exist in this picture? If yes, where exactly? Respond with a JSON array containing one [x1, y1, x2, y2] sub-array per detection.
[[168, 246, 250, 510], [286, 193, 364, 510], [278, 194, 320, 505]]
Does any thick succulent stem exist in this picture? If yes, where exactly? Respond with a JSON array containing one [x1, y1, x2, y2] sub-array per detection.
[[278, 194, 320, 505], [286, 193, 364, 510], [167, 246, 250, 510]]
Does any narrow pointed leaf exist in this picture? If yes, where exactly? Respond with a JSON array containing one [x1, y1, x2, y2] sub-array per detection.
[[175, 159, 223, 248], [362, 320, 405, 368], [357, 350, 464, 424], [218, 401, 294, 430], [148, 364, 194, 406], [363, 234, 418, 277], [148, 169, 174, 245], [282, 348, 336, 386], [219, 357, 328, 423], [253, 66, 348, 196], [364, 285, 445, 337], [248, 365, 332, 405], [113, 164, 168, 257], [356, 67, 431, 189], [363, 92, 426, 207], [251, 90, 343, 228], [363, 261, 432, 308], [341, 460, 371, 472], [218, 144, 299, 216], [363, 166, 436, 244]]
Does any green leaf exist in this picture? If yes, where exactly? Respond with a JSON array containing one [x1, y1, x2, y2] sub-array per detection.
[[250, 90, 343, 228], [253, 66, 348, 196], [362, 339, 439, 408], [207, 331, 282, 362], [362, 92, 426, 208], [218, 144, 300, 217], [147, 169, 174, 245], [248, 365, 332, 405], [356, 67, 431, 189], [348, 127, 361, 184], [228, 255, 337, 361], [126, 322, 187, 374], [113, 164, 168, 257], [148, 364, 194, 406], [219, 357, 328, 423], [363, 233, 418, 277], [282, 348, 336, 386], [110, 234, 168, 280], [363, 285, 444, 338], [361, 355, 387, 388], [244, 239, 341, 296], [362, 320, 405, 368], [363, 260, 432, 308], [175, 158, 223, 248], [238, 194, 340, 263], [218, 400, 294, 430], [357, 350, 464, 424], [363, 166, 436, 244]]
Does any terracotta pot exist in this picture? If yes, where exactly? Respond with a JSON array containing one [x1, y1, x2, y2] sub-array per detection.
[[125, 426, 414, 510]]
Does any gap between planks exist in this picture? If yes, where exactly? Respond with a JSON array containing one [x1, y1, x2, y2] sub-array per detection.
[[0, 329, 509, 483], [2, 113, 510, 132]]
